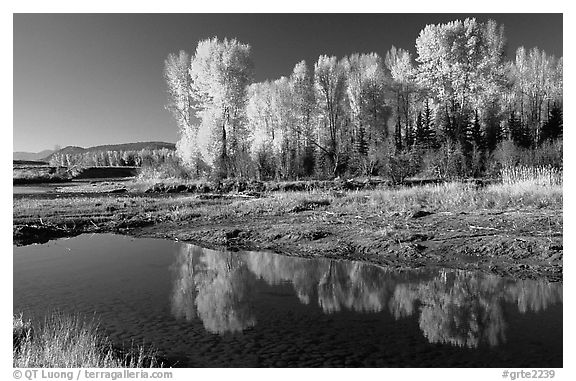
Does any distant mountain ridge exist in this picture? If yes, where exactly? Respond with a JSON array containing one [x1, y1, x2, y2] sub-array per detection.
[[17, 142, 176, 162], [13, 150, 55, 161]]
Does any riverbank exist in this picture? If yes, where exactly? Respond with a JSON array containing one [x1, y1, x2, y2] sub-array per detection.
[[13, 181, 563, 282]]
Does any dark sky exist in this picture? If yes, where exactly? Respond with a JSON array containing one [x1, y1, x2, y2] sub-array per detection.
[[13, 13, 563, 152]]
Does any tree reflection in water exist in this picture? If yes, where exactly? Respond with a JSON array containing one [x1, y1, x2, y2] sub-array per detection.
[[390, 271, 508, 348], [171, 245, 256, 334], [171, 244, 562, 348], [242, 250, 326, 305], [389, 271, 562, 348]]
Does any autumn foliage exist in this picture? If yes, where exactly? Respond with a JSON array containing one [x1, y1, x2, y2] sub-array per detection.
[[164, 19, 562, 182]]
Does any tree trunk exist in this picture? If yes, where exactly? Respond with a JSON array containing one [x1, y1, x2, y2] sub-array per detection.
[[220, 117, 228, 179]]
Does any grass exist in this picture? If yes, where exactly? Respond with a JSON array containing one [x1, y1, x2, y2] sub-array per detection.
[[225, 179, 562, 217], [13, 313, 162, 368], [13, 165, 562, 247], [337, 181, 562, 212], [14, 177, 562, 229], [501, 165, 562, 187]]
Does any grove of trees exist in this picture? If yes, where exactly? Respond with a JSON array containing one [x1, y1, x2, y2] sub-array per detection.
[[49, 148, 176, 168], [165, 19, 562, 181]]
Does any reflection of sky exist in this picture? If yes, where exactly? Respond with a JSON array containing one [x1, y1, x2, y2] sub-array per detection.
[[170, 244, 563, 347]]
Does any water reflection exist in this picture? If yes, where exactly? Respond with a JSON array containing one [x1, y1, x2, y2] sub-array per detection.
[[390, 271, 563, 348], [390, 271, 508, 348], [245, 252, 400, 314], [171, 245, 256, 334], [171, 244, 562, 347]]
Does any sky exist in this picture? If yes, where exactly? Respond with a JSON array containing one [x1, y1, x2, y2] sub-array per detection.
[[13, 13, 563, 153]]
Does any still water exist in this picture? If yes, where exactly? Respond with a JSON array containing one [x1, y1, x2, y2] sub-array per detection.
[[13, 234, 562, 367], [13, 182, 82, 195], [13, 185, 62, 194]]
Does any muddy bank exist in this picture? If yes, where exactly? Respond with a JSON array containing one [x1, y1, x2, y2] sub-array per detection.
[[128, 210, 562, 282], [13, 194, 562, 282]]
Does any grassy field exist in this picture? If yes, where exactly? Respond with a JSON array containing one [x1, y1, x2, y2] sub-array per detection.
[[14, 180, 562, 222], [13, 313, 162, 368]]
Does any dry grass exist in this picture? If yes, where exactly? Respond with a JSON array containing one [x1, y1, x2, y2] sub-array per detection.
[[14, 177, 562, 228], [332, 181, 561, 213], [219, 180, 562, 218], [501, 165, 562, 187], [13, 313, 162, 368]]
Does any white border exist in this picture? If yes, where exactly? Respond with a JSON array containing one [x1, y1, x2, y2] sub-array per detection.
[[3, 3, 572, 380]]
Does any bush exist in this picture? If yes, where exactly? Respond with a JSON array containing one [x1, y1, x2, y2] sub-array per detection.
[[530, 139, 563, 169], [387, 150, 421, 184], [488, 139, 563, 177], [137, 159, 193, 182], [469, 143, 486, 178], [421, 142, 467, 180]]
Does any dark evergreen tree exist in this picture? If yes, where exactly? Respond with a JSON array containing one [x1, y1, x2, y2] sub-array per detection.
[[508, 111, 531, 148], [484, 103, 504, 151], [301, 141, 315, 177], [415, 106, 435, 149], [459, 113, 472, 156], [442, 106, 457, 142], [415, 111, 425, 146], [356, 125, 368, 157], [540, 103, 563, 143], [470, 110, 484, 149], [405, 121, 415, 149], [422, 100, 437, 148]]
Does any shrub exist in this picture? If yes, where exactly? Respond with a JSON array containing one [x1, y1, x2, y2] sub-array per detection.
[[489, 139, 563, 176], [137, 159, 193, 182], [422, 142, 467, 180], [387, 150, 421, 184], [530, 139, 563, 169]]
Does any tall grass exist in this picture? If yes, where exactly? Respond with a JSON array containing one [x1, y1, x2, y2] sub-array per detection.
[[13, 313, 162, 368], [222, 180, 561, 217], [13, 176, 563, 230], [501, 165, 562, 187], [334, 180, 562, 213]]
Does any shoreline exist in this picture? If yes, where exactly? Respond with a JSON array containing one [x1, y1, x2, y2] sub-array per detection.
[[13, 181, 563, 282]]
